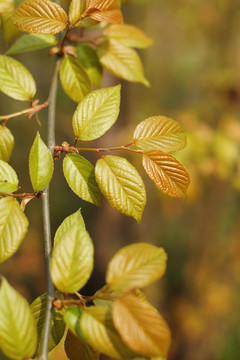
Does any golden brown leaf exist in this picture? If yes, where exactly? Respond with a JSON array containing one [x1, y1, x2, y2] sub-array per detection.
[[84, 0, 123, 24], [112, 294, 171, 357], [142, 150, 190, 197]]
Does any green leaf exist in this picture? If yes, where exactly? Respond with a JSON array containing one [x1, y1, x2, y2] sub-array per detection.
[[97, 39, 150, 86], [31, 293, 66, 356], [51, 221, 94, 293], [11, 0, 68, 34], [63, 154, 101, 206], [0, 160, 19, 193], [0, 197, 28, 263], [0, 277, 38, 360], [54, 209, 85, 246], [29, 132, 54, 192], [112, 295, 171, 357], [133, 116, 187, 152], [72, 85, 120, 141], [64, 306, 137, 359], [65, 330, 100, 360], [142, 150, 190, 197], [103, 24, 153, 48], [95, 155, 146, 223], [106, 243, 167, 291], [69, 0, 86, 25], [60, 56, 92, 103], [0, 125, 14, 162], [76, 44, 103, 87], [7, 33, 57, 54], [0, 55, 36, 101]]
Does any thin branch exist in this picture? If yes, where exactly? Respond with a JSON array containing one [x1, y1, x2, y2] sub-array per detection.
[[39, 58, 61, 360], [0, 101, 48, 121]]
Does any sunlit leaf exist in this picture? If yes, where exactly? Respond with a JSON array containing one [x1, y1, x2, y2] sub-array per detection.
[[104, 24, 153, 48], [54, 209, 85, 246], [0, 125, 14, 162], [7, 33, 57, 54], [72, 85, 120, 141], [97, 39, 150, 86], [63, 154, 101, 206], [0, 160, 18, 193], [60, 56, 92, 103], [0, 55, 36, 100], [95, 155, 146, 223], [29, 132, 54, 192], [142, 150, 190, 197], [64, 306, 137, 359], [0, 277, 37, 360], [112, 294, 171, 357], [65, 330, 100, 360], [69, 0, 86, 25], [76, 44, 102, 87], [84, 0, 123, 24], [133, 116, 187, 152], [0, 197, 28, 263], [11, 0, 68, 34], [51, 221, 94, 293], [31, 293, 66, 356], [106, 243, 167, 291]]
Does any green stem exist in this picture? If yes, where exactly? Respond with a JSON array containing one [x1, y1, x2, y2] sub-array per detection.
[[74, 145, 143, 154], [39, 59, 61, 360]]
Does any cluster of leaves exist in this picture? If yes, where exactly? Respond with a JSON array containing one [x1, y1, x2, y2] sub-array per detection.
[[0, 0, 190, 360]]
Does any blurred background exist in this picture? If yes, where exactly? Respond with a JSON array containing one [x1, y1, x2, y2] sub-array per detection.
[[1, 0, 240, 359]]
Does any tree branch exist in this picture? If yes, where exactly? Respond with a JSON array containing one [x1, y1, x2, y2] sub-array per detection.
[[39, 58, 61, 360]]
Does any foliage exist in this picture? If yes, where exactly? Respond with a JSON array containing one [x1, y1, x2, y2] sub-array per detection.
[[0, 1, 190, 359]]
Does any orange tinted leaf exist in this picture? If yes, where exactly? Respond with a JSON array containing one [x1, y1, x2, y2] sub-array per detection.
[[112, 295, 171, 358], [85, 0, 123, 24], [142, 150, 190, 197], [11, 0, 68, 34]]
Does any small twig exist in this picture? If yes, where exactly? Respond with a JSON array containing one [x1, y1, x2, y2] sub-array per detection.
[[0, 101, 48, 122]]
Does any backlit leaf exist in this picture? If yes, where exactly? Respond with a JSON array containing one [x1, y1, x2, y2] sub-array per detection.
[[69, 0, 86, 25], [0, 125, 14, 162], [106, 243, 167, 291], [64, 306, 137, 359], [51, 221, 94, 293], [84, 0, 123, 24], [11, 0, 68, 34], [133, 116, 187, 152], [95, 155, 146, 223], [63, 154, 101, 206], [7, 33, 57, 54], [0, 160, 18, 193], [31, 293, 65, 356], [104, 24, 153, 48], [112, 295, 171, 357], [0, 55, 36, 100], [0, 0, 14, 13], [29, 132, 54, 192], [76, 44, 102, 87], [0, 277, 37, 360], [54, 209, 85, 246], [142, 150, 190, 197], [65, 330, 100, 360], [72, 85, 120, 141], [0, 197, 28, 263], [60, 56, 92, 103], [97, 39, 150, 86]]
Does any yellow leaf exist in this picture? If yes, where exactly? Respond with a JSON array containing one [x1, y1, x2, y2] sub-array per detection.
[[142, 150, 190, 197], [106, 243, 167, 291], [104, 24, 153, 48], [84, 0, 123, 24], [112, 295, 171, 358], [11, 0, 68, 34]]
